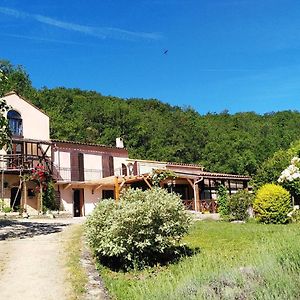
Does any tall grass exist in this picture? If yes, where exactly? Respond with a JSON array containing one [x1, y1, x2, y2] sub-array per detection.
[[98, 221, 300, 300], [64, 224, 87, 300]]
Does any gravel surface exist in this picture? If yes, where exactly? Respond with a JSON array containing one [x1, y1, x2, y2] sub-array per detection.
[[0, 218, 84, 300]]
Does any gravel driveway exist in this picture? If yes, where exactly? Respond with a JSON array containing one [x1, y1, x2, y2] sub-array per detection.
[[0, 217, 85, 300]]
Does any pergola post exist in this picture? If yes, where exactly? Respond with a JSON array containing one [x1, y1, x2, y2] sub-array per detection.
[[23, 180, 27, 213], [194, 183, 200, 212], [39, 182, 43, 214], [114, 176, 120, 203]]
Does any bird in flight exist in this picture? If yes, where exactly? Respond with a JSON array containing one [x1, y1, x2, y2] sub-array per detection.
[[163, 49, 168, 55]]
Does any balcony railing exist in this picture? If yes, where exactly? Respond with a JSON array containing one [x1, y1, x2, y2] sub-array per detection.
[[53, 166, 122, 182], [0, 154, 52, 172]]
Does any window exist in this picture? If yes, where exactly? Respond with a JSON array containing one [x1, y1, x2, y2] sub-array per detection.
[[7, 110, 22, 136]]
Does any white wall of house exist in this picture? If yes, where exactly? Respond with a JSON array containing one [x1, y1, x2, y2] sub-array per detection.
[[84, 154, 102, 181], [3, 92, 50, 141], [114, 157, 129, 175], [137, 161, 167, 175], [59, 188, 73, 214], [59, 186, 102, 216], [54, 151, 71, 181], [84, 187, 101, 215]]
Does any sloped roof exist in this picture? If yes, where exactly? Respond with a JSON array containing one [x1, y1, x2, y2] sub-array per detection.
[[4, 91, 49, 117], [52, 139, 127, 150]]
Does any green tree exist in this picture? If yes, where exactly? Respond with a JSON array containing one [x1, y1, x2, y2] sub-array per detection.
[[253, 141, 300, 190], [0, 66, 11, 147]]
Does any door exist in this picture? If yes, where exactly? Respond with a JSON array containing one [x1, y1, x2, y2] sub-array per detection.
[[73, 189, 84, 217], [10, 187, 21, 211]]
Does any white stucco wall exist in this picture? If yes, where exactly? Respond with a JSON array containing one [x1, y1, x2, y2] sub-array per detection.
[[114, 157, 129, 175], [3, 93, 50, 141], [84, 187, 101, 215], [58, 186, 102, 216], [54, 151, 71, 181], [84, 154, 102, 181], [59, 188, 73, 214], [137, 161, 167, 175]]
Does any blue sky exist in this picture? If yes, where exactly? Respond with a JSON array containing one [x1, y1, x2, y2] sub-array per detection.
[[1, 0, 300, 114]]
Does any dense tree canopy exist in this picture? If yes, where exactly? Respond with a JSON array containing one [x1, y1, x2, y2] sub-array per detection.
[[2, 60, 300, 176]]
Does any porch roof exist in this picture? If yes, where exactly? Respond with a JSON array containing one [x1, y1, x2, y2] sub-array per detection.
[[55, 174, 148, 189], [55, 169, 251, 190]]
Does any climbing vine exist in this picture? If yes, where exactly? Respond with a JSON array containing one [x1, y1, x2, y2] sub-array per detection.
[[150, 169, 177, 186]]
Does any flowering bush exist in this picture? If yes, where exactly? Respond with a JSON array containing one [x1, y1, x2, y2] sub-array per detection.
[[278, 156, 300, 202], [21, 164, 57, 211], [253, 184, 292, 224], [290, 209, 300, 223], [85, 188, 192, 269]]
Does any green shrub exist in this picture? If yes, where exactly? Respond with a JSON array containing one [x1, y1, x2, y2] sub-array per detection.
[[43, 180, 58, 211], [85, 188, 192, 270], [253, 184, 292, 224], [0, 199, 11, 213], [290, 209, 300, 223], [216, 184, 229, 217], [228, 190, 254, 221]]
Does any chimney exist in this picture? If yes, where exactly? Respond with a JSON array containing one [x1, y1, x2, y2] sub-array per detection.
[[116, 137, 124, 148]]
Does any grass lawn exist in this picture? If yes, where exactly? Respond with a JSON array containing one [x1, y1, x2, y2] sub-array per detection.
[[64, 224, 87, 300], [98, 221, 300, 300]]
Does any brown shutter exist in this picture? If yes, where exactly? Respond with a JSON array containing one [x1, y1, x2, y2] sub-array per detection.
[[122, 163, 127, 176], [109, 156, 114, 176], [71, 151, 79, 181], [102, 156, 110, 177], [78, 153, 84, 181], [133, 161, 138, 175]]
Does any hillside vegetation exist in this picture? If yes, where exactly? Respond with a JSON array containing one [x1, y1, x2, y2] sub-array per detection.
[[2, 60, 300, 176]]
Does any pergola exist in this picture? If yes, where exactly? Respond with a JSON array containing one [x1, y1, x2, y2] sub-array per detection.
[[56, 173, 203, 210], [56, 170, 251, 212]]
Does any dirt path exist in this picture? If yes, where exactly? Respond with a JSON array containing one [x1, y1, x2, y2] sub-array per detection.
[[0, 218, 84, 300]]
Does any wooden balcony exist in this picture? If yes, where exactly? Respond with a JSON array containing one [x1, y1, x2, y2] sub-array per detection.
[[0, 154, 52, 173]]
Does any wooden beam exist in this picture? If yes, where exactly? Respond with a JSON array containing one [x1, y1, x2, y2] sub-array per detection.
[[39, 182, 43, 215], [94, 185, 102, 191], [143, 177, 152, 189], [186, 178, 194, 189], [119, 179, 126, 190], [23, 180, 27, 213], [63, 183, 72, 190], [194, 183, 200, 212], [114, 176, 120, 203]]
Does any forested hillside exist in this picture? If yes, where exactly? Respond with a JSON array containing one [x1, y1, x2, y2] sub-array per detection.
[[1, 60, 300, 176]]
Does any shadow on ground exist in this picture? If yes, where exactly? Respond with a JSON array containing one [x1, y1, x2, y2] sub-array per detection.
[[98, 245, 201, 271], [0, 220, 70, 240]]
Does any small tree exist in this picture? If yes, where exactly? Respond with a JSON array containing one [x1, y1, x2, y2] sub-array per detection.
[[253, 184, 292, 224], [216, 184, 229, 216], [228, 190, 253, 221], [0, 68, 11, 148]]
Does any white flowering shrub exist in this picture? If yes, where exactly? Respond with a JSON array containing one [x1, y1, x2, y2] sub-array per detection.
[[278, 157, 300, 182], [85, 188, 192, 269], [278, 156, 300, 201]]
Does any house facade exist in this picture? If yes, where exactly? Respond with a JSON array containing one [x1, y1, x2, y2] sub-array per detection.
[[111, 159, 251, 212], [0, 91, 52, 214], [0, 92, 128, 216], [52, 140, 128, 216], [0, 92, 251, 216]]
